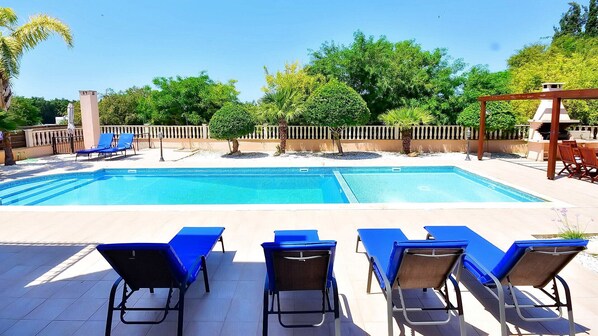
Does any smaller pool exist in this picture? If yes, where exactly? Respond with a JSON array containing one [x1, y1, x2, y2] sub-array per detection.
[[0, 166, 545, 206]]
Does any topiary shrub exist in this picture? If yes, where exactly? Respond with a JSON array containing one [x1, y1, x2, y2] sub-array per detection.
[[209, 103, 256, 154], [303, 80, 370, 154], [456, 103, 481, 130], [487, 111, 517, 132]]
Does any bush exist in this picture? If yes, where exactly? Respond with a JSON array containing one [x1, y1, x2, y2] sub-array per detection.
[[456, 104, 481, 129], [209, 104, 255, 153], [303, 81, 370, 154], [487, 111, 516, 131], [304, 81, 370, 127]]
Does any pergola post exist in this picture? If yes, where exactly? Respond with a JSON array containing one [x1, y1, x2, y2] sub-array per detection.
[[546, 97, 561, 180], [478, 100, 486, 160]]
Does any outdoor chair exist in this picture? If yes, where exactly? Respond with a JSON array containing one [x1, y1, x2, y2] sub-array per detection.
[[562, 140, 578, 148], [558, 144, 582, 178], [99, 133, 135, 157], [578, 147, 598, 183], [356, 228, 468, 336], [75, 132, 114, 161], [262, 230, 340, 336], [96, 226, 225, 336], [424, 225, 587, 336]]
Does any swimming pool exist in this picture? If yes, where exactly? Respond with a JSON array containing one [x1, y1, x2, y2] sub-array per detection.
[[0, 166, 544, 206]]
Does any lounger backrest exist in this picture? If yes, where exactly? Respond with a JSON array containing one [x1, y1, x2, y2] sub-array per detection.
[[262, 241, 336, 292], [97, 243, 188, 290], [116, 133, 134, 149], [562, 140, 578, 148], [388, 240, 468, 290], [558, 144, 576, 164], [491, 239, 588, 287], [579, 147, 598, 167], [97, 133, 114, 149]]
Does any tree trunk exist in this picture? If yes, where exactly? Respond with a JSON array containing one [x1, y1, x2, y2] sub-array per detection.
[[332, 128, 343, 155], [401, 129, 412, 154], [231, 139, 239, 153], [3, 133, 16, 166], [278, 117, 288, 154]]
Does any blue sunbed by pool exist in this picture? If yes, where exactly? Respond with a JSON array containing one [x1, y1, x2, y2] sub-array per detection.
[[425, 225, 587, 336], [75, 132, 114, 160], [356, 228, 468, 336], [262, 230, 340, 336], [97, 226, 225, 336]]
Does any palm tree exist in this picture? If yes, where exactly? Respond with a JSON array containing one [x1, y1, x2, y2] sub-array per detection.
[[261, 87, 300, 154], [379, 106, 434, 154], [0, 7, 73, 165]]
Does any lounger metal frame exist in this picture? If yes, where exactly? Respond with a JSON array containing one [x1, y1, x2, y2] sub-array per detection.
[[262, 248, 340, 336], [462, 247, 581, 336], [103, 236, 224, 336], [357, 237, 467, 336]]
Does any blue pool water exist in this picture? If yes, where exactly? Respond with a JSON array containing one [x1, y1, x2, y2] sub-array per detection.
[[0, 167, 544, 206]]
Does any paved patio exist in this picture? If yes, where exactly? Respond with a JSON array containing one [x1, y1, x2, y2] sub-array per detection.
[[0, 148, 596, 335]]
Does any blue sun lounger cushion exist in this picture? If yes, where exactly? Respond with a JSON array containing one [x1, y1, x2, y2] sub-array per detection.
[[75, 132, 114, 160], [356, 228, 468, 336], [98, 132, 135, 156], [424, 225, 587, 336], [96, 226, 225, 336], [423, 226, 587, 286]]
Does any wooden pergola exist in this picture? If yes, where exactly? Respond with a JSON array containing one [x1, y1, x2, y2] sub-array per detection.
[[477, 88, 598, 180]]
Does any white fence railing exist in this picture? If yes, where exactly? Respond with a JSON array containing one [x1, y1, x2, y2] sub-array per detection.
[[99, 124, 531, 141], [27, 128, 84, 147], [26, 124, 598, 148]]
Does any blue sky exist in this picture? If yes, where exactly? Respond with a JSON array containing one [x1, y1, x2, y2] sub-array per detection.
[[3, 0, 578, 102]]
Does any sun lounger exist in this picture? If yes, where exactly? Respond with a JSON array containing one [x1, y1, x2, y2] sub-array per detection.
[[75, 132, 114, 160], [356, 228, 468, 336], [99, 133, 135, 157], [424, 225, 587, 336], [262, 230, 340, 336], [558, 144, 582, 178], [578, 147, 598, 182], [97, 226, 225, 336]]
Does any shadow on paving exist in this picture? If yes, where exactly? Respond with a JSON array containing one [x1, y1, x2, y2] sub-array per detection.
[[458, 269, 590, 335], [219, 152, 270, 159], [0, 243, 367, 335]]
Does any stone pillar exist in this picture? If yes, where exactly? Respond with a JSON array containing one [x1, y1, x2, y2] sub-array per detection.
[[24, 129, 35, 147], [79, 90, 100, 149]]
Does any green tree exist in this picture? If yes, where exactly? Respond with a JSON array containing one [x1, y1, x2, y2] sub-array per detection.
[[508, 35, 598, 124], [457, 102, 513, 132], [260, 62, 325, 154], [554, 2, 586, 39], [149, 73, 238, 126], [7, 96, 41, 126], [460, 66, 510, 107], [25, 97, 71, 124], [0, 7, 73, 165], [308, 31, 464, 124], [99, 87, 151, 125], [588, 0, 598, 36], [379, 104, 434, 154], [209, 103, 256, 154], [303, 81, 370, 155]]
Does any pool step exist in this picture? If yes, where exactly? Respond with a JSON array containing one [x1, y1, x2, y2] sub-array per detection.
[[0, 178, 64, 200], [25, 179, 99, 206], [1, 178, 94, 205]]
